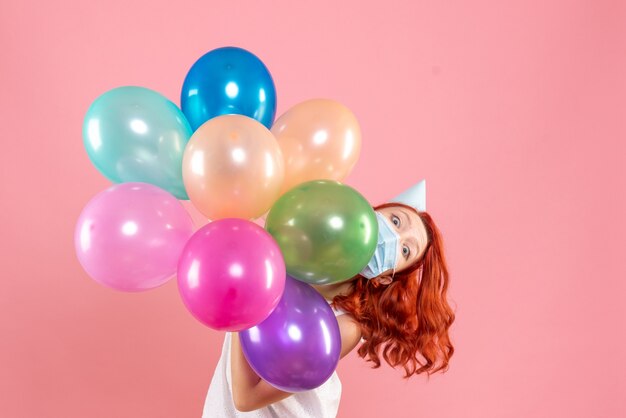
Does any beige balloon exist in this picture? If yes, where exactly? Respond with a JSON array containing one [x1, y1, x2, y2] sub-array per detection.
[[271, 99, 362, 194], [182, 115, 285, 220]]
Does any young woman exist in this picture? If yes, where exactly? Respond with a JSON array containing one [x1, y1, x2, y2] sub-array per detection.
[[203, 192, 456, 417]]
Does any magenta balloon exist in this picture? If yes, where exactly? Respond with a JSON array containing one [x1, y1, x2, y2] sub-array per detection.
[[177, 218, 286, 331], [74, 182, 195, 292]]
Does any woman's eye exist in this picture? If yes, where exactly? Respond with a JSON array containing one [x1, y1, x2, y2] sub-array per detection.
[[391, 215, 400, 226], [402, 245, 410, 257]]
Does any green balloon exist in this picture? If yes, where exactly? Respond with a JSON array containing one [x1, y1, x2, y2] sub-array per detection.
[[265, 180, 378, 284]]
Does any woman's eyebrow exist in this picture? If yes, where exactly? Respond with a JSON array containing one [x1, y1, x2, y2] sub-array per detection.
[[408, 236, 420, 255], [401, 210, 413, 227]]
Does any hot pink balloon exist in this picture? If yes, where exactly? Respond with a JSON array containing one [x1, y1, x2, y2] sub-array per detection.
[[74, 182, 196, 292], [177, 218, 286, 331]]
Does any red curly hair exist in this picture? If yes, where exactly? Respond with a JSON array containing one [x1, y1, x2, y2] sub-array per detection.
[[331, 202, 455, 378]]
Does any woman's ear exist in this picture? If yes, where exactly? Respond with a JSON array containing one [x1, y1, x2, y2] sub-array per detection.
[[372, 274, 393, 286]]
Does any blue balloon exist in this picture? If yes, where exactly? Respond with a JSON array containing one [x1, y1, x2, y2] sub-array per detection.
[[181, 47, 277, 131]]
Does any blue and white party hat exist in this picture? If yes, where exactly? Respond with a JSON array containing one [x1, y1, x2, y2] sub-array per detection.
[[388, 179, 426, 212]]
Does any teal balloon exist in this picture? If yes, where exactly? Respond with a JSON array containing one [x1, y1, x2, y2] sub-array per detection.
[[83, 86, 193, 199], [265, 180, 378, 285]]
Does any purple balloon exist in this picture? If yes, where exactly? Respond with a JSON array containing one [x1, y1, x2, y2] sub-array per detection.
[[177, 218, 286, 331], [74, 182, 195, 292], [239, 276, 341, 392]]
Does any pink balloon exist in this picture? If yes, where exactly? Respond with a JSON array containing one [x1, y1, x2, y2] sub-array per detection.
[[74, 182, 195, 292], [177, 218, 286, 331]]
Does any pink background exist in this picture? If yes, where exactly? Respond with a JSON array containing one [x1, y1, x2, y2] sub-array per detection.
[[2, 0, 625, 417]]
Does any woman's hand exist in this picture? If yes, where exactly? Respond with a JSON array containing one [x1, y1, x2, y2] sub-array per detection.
[[230, 314, 362, 412]]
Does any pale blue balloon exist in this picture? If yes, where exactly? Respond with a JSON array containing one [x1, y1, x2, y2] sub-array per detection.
[[83, 86, 193, 199]]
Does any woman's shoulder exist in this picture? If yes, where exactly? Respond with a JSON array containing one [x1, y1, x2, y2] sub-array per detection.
[[335, 312, 362, 358]]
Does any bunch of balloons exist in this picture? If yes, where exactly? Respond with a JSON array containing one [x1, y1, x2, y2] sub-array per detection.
[[74, 46, 378, 392]]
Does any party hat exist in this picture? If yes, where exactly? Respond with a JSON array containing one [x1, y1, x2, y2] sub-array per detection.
[[388, 179, 426, 212]]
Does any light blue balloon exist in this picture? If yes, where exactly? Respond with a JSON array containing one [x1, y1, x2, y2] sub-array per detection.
[[83, 86, 193, 199]]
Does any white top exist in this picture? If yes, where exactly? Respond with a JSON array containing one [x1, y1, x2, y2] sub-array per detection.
[[202, 305, 347, 418]]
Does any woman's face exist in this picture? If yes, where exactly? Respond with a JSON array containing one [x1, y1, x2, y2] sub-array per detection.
[[376, 205, 430, 274]]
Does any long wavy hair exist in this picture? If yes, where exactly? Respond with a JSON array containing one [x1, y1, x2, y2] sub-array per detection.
[[332, 202, 455, 378]]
